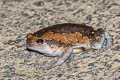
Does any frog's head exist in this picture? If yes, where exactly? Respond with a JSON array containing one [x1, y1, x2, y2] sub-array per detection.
[[26, 33, 56, 56]]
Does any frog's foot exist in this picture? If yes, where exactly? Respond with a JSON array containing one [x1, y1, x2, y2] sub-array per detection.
[[98, 30, 113, 53], [41, 48, 73, 70]]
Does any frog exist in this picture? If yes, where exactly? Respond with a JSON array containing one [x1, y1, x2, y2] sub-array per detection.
[[26, 23, 113, 69]]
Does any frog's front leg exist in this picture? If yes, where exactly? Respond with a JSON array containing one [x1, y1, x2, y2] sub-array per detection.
[[42, 46, 65, 57], [42, 48, 73, 69], [51, 47, 65, 56]]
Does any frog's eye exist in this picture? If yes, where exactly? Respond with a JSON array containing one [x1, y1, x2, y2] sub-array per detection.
[[36, 38, 44, 44]]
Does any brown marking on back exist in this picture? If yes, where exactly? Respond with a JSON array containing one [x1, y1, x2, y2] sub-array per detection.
[[26, 33, 39, 44], [33, 23, 96, 39], [41, 32, 89, 44]]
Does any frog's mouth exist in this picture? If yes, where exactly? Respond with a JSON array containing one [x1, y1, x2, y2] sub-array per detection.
[[26, 40, 54, 56]]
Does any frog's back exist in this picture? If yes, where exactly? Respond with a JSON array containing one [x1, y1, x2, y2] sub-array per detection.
[[33, 23, 95, 37]]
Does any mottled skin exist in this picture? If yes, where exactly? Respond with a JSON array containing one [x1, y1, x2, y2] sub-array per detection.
[[26, 23, 112, 69]]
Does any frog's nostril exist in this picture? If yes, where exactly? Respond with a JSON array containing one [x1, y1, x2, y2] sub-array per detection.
[[36, 38, 44, 44]]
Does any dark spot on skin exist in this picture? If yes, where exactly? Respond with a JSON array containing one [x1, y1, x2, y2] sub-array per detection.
[[95, 28, 104, 36]]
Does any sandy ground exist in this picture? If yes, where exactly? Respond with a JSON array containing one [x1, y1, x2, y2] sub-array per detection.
[[0, 0, 120, 80]]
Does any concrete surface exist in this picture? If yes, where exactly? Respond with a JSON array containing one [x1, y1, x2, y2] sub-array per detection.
[[0, 0, 120, 80]]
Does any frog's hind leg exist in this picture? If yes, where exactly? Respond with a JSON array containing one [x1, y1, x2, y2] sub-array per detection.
[[72, 43, 91, 53], [98, 30, 113, 53], [42, 48, 73, 70]]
